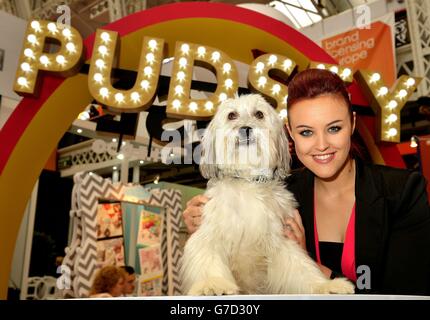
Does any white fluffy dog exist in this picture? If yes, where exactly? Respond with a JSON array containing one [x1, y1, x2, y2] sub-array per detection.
[[181, 94, 355, 295]]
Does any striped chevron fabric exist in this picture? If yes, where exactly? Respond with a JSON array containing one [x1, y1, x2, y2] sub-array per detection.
[[149, 189, 183, 295], [63, 173, 182, 297]]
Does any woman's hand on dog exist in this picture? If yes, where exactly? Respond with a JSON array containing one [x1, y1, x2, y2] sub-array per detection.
[[283, 209, 307, 251], [183, 195, 209, 234], [184, 196, 306, 252]]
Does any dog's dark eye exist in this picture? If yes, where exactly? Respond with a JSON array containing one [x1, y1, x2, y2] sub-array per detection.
[[255, 111, 264, 119], [228, 112, 238, 120]]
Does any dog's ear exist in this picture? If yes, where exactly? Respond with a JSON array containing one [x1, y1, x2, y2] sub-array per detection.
[[274, 124, 291, 180], [199, 119, 218, 179]]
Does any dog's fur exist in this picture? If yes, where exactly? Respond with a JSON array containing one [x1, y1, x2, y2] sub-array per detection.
[[181, 94, 355, 295]]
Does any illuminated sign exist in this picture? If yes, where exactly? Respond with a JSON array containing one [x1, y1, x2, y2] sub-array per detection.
[[14, 19, 421, 142]]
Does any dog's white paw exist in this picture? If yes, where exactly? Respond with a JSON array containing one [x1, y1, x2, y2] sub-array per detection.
[[315, 278, 355, 294], [188, 277, 239, 296]]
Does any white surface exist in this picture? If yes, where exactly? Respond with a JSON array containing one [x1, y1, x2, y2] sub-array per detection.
[[300, 0, 391, 43], [78, 294, 430, 300], [0, 11, 26, 100]]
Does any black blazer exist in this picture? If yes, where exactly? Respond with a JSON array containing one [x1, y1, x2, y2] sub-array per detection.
[[286, 159, 430, 295]]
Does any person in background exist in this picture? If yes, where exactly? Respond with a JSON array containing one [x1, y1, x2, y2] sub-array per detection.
[[183, 68, 430, 295], [120, 265, 136, 296], [89, 266, 126, 298]]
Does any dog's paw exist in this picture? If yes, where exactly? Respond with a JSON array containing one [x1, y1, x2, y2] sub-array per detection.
[[188, 277, 239, 296], [315, 278, 355, 294]]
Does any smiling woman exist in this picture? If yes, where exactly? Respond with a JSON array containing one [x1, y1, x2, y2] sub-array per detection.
[[284, 68, 430, 294], [286, 68, 355, 180]]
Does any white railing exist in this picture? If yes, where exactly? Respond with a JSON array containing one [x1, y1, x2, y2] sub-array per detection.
[[57, 138, 165, 177], [406, 0, 430, 96]]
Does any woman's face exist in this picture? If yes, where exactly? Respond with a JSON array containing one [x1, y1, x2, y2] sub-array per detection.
[[287, 94, 355, 180], [110, 277, 125, 297]]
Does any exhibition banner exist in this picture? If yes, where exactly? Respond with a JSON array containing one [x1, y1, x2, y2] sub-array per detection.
[[322, 13, 396, 86]]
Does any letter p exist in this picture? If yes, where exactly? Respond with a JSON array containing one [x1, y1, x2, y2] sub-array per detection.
[[14, 19, 83, 96]]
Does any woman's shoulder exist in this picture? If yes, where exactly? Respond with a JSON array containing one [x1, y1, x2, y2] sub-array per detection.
[[363, 162, 427, 197]]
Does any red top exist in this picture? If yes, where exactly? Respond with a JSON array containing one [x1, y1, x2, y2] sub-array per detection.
[[314, 199, 357, 282]]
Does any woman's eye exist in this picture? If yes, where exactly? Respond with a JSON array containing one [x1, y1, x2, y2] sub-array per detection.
[[255, 111, 264, 119], [227, 112, 238, 120], [299, 130, 313, 137], [328, 126, 341, 133]]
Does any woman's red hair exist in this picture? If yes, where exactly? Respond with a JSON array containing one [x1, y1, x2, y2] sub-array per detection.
[[287, 68, 351, 114]]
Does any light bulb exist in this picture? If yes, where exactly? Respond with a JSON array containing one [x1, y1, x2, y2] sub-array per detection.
[[378, 87, 388, 96], [177, 71, 186, 82], [98, 45, 108, 56], [24, 48, 34, 58], [181, 43, 190, 54], [31, 20, 41, 32], [101, 32, 110, 43], [144, 66, 152, 77], [148, 39, 157, 50], [219, 93, 227, 102], [268, 55, 277, 65], [27, 34, 37, 44], [211, 51, 220, 62], [386, 114, 397, 123], [175, 85, 183, 96], [258, 76, 267, 87], [56, 55, 66, 65], [406, 78, 415, 87], [223, 63, 231, 73], [341, 68, 351, 78], [47, 22, 57, 33], [93, 73, 103, 83], [387, 128, 397, 137], [279, 109, 288, 119], [95, 59, 105, 69], [370, 73, 381, 83], [225, 79, 233, 89], [62, 28, 72, 39], [131, 91, 140, 102], [66, 42, 76, 53], [179, 57, 187, 68], [387, 100, 398, 110], [146, 53, 155, 64], [21, 62, 31, 72], [17, 77, 28, 87], [99, 87, 109, 98], [140, 80, 150, 90], [283, 59, 292, 70], [172, 99, 181, 110], [272, 84, 281, 94], [39, 55, 50, 66], [398, 89, 407, 98], [189, 102, 198, 112], [197, 46, 206, 57], [115, 93, 124, 103], [256, 62, 265, 73], [205, 101, 214, 111]]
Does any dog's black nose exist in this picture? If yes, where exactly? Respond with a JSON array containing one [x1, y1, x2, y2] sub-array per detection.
[[239, 126, 253, 139]]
